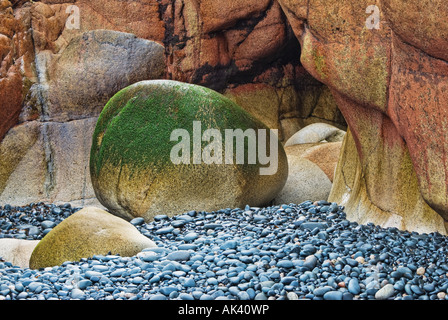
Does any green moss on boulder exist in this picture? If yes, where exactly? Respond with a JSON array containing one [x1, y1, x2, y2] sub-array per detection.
[[29, 207, 156, 269], [90, 80, 288, 221]]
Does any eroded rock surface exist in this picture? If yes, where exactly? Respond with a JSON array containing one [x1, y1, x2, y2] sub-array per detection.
[[278, 0, 448, 233], [0, 0, 344, 207]]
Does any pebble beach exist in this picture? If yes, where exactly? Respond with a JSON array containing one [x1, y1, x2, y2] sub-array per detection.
[[1, 200, 448, 301]]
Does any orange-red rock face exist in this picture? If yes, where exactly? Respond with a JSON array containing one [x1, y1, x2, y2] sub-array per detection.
[[279, 0, 448, 233], [1, 0, 343, 142], [0, 1, 34, 144], [4, 0, 448, 235], [0, 0, 344, 207], [388, 35, 448, 220], [0, 1, 168, 207], [3, 0, 447, 234]]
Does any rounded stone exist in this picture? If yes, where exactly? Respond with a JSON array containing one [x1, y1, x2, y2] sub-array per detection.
[[183, 232, 199, 242], [284, 123, 346, 146], [0, 239, 39, 268], [166, 250, 191, 261], [274, 145, 332, 205], [41, 220, 56, 229], [348, 278, 361, 295], [77, 279, 92, 290], [323, 290, 343, 300], [70, 288, 86, 300], [137, 251, 159, 262], [303, 255, 318, 270], [375, 284, 395, 300], [90, 80, 288, 221], [277, 260, 294, 268], [29, 207, 157, 269]]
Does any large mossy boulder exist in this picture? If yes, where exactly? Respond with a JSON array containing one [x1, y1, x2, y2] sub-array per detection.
[[89, 80, 288, 221], [29, 207, 156, 269]]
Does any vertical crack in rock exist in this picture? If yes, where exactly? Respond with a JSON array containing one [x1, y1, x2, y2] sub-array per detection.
[[42, 122, 55, 197], [33, 51, 50, 121], [80, 122, 90, 208], [32, 42, 55, 196]]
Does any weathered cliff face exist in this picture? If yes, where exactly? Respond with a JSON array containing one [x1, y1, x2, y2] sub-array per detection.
[[3, 0, 448, 235], [0, 0, 344, 207], [0, 1, 167, 207], [160, 0, 345, 140], [278, 0, 448, 234], [0, 0, 34, 151]]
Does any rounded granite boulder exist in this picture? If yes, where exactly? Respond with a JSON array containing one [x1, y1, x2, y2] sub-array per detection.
[[0, 239, 39, 269], [29, 207, 156, 269], [89, 80, 288, 221], [274, 144, 333, 205], [284, 123, 346, 147]]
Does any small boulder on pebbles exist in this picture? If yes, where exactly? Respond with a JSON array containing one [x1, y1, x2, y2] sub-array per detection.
[[29, 207, 156, 269], [274, 145, 332, 205], [0, 239, 39, 268], [284, 123, 346, 146]]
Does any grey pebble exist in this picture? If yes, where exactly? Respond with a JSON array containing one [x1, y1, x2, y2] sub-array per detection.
[[183, 232, 199, 242], [77, 279, 92, 290], [314, 286, 333, 297], [130, 217, 145, 226], [323, 291, 343, 300], [375, 284, 395, 300], [71, 288, 86, 300], [166, 250, 191, 261], [156, 226, 175, 235], [41, 220, 56, 229], [303, 255, 318, 270], [348, 278, 361, 295]]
